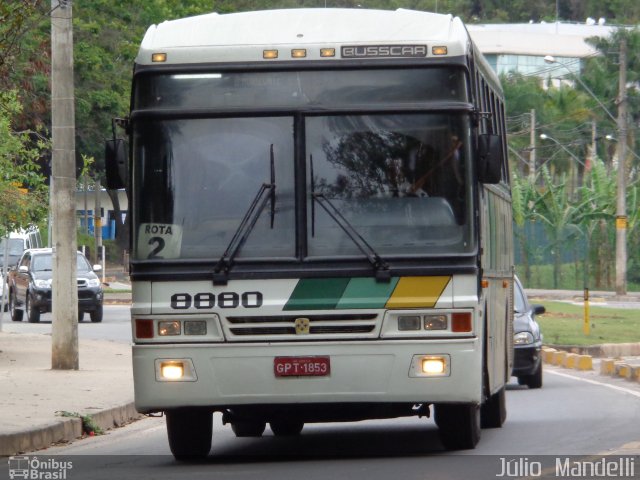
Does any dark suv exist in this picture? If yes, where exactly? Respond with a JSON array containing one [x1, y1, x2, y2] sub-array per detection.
[[8, 248, 104, 323]]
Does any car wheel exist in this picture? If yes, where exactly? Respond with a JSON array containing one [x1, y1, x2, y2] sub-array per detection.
[[26, 294, 40, 323], [525, 362, 543, 389], [10, 291, 23, 322], [78, 311, 85, 322], [90, 305, 103, 323]]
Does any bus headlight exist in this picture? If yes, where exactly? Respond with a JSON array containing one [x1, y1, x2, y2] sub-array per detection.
[[409, 354, 450, 377], [398, 315, 421, 331], [424, 314, 448, 330], [158, 321, 181, 336], [161, 362, 184, 380], [155, 358, 197, 382]]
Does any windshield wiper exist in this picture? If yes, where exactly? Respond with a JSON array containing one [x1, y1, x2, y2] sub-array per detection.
[[212, 146, 276, 285], [312, 192, 391, 282]]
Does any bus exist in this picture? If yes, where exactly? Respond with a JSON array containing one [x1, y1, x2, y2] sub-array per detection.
[[106, 8, 514, 459]]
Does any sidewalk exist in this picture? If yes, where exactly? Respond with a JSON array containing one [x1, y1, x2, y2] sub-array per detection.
[[0, 276, 136, 457], [0, 332, 139, 456]]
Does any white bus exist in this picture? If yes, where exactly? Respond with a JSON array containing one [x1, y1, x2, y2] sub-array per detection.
[[107, 8, 514, 459]]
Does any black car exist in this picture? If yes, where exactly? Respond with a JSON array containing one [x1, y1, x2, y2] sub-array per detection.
[[512, 276, 545, 388], [8, 248, 104, 323]]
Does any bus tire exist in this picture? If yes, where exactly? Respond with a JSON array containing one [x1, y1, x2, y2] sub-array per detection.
[[166, 409, 212, 460], [270, 420, 304, 436], [435, 403, 481, 450], [231, 420, 266, 437], [480, 387, 506, 428]]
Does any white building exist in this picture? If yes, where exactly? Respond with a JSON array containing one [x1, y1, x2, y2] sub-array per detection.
[[467, 21, 619, 79]]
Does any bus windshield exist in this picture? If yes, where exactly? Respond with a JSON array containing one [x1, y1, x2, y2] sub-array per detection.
[[131, 69, 475, 262]]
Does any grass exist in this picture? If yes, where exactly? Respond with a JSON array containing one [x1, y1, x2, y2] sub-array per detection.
[[533, 300, 640, 346], [516, 264, 640, 292]]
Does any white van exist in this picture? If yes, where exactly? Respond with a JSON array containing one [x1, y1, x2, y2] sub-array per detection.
[[0, 227, 43, 270]]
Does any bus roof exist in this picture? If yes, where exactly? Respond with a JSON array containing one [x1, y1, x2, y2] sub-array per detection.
[[136, 8, 472, 65]]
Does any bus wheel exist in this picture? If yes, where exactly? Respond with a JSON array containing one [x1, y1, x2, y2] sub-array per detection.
[[480, 387, 506, 428], [166, 409, 212, 460], [435, 403, 481, 450], [231, 420, 266, 437], [270, 420, 304, 436]]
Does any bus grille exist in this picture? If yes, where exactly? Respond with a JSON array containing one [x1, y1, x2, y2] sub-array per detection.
[[223, 313, 379, 341]]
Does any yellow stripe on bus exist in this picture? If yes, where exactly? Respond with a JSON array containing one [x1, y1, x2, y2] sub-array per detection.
[[385, 276, 451, 309]]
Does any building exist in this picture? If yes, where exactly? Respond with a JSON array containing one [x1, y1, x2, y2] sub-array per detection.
[[467, 21, 618, 79], [75, 188, 127, 240]]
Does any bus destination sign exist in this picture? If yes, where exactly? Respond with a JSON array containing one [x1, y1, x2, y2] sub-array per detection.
[[341, 44, 428, 58]]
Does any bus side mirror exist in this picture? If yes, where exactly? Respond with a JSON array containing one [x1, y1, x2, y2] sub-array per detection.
[[105, 138, 128, 190], [478, 134, 503, 184]]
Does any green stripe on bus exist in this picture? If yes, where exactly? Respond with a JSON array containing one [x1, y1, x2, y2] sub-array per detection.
[[283, 278, 351, 311], [336, 277, 399, 309]]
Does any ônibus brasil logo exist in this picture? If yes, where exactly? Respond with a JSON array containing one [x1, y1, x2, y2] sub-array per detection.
[[8, 456, 73, 480]]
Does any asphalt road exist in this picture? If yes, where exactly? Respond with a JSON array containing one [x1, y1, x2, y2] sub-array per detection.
[[0, 304, 132, 342], [28, 368, 640, 480]]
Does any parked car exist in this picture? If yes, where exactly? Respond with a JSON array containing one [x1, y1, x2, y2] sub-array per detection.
[[8, 248, 103, 323], [513, 276, 545, 388]]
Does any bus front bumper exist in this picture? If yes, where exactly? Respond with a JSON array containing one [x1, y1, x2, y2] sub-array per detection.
[[132, 339, 482, 413]]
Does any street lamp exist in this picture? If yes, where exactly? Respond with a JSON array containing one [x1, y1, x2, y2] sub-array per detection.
[[544, 52, 628, 296], [539, 133, 586, 167], [543, 56, 616, 123]]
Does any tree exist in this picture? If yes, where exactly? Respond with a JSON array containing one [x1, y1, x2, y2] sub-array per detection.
[[0, 90, 48, 236]]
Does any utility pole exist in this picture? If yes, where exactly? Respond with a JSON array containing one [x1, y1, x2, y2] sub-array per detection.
[[615, 39, 628, 296], [588, 119, 596, 171], [94, 179, 102, 265], [529, 109, 536, 180], [51, 0, 79, 370]]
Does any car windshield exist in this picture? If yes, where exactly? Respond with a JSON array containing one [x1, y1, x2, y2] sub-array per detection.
[[31, 253, 93, 272], [514, 282, 526, 313]]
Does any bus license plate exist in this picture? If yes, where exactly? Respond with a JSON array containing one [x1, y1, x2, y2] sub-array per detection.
[[274, 356, 330, 377]]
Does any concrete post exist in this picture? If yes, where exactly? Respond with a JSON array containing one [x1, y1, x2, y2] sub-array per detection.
[[51, 0, 78, 370]]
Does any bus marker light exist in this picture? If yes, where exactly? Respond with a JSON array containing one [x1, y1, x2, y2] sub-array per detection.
[[432, 46, 448, 56], [398, 315, 421, 331], [291, 49, 307, 58], [135, 319, 154, 339], [422, 357, 446, 374], [320, 48, 335, 57], [451, 313, 472, 332], [424, 314, 447, 330], [263, 49, 278, 59], [151, 53, 167, 63], [160, 362, 184, 380], [481, 279, 489, 288]]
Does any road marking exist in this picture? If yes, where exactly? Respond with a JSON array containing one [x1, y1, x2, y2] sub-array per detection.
[[547, 368, 640, 399]]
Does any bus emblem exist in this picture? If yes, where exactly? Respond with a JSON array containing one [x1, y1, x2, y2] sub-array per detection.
[[294, 318, 311, 335]]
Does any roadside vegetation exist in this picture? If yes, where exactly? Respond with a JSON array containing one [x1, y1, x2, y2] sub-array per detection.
[[534, 301, 640, 346]]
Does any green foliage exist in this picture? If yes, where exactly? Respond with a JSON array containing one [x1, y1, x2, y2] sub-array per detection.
[[56, 410, 104, 435], [536, 301, 640, 346], [0, 90, 48, 236]]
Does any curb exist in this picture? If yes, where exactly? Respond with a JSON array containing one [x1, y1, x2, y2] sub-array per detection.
[[0, 402, 142, 457], [542, 346, 640, 384]]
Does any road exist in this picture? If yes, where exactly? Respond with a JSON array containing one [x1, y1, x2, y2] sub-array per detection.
[[30, 367, 640, 480], [0, 304, 132, 342]]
